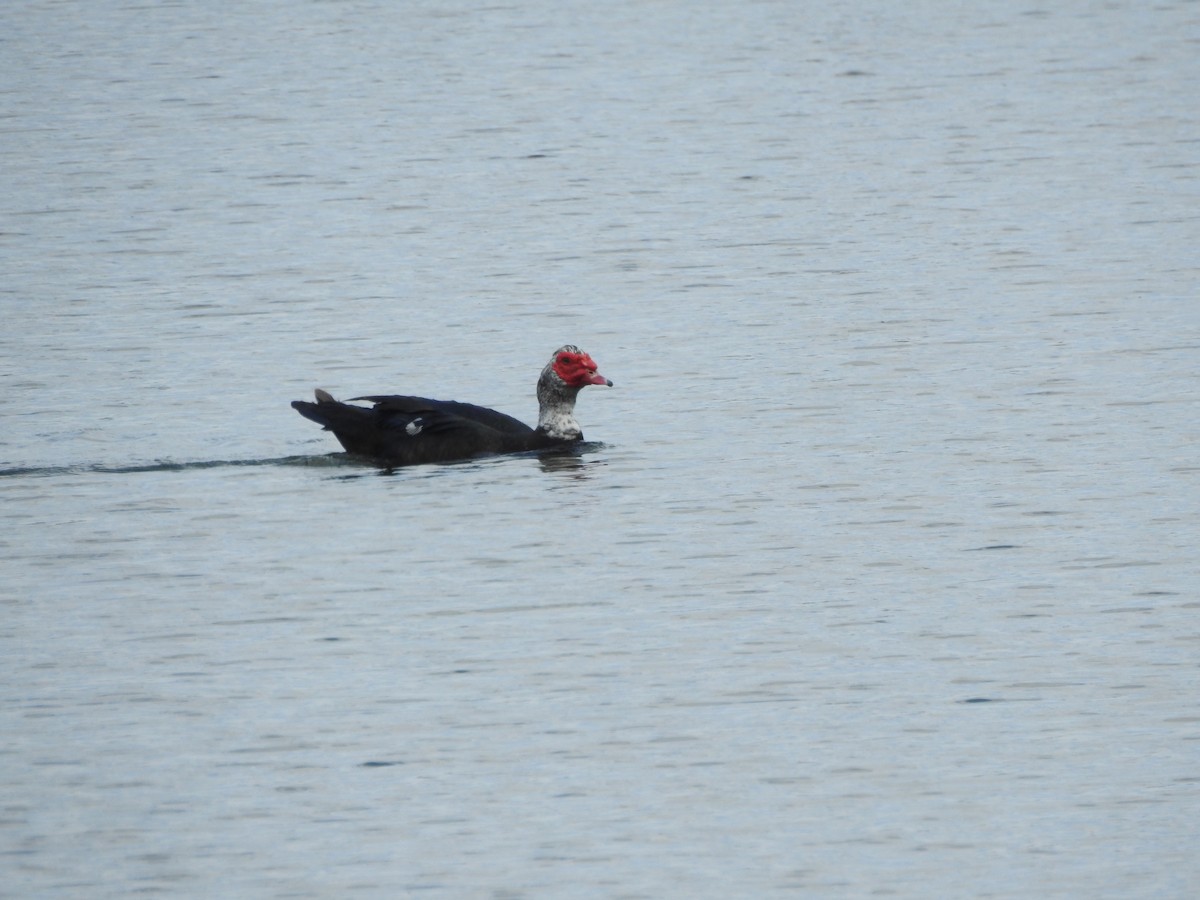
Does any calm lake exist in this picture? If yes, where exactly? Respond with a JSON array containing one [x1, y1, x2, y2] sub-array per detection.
[[3, 1, 1198, 897]]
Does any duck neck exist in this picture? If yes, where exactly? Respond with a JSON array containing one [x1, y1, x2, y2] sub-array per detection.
[[536, 377, 582, 441]]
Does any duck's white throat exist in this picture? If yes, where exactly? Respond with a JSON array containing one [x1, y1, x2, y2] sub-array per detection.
[[537, 406, 582, 440]]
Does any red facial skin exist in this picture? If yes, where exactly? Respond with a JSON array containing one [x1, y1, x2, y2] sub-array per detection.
[[553, 351, 613, 388]]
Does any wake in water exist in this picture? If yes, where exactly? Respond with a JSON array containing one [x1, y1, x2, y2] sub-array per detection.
[[0, 444, 605, 479], [0, 455, 352, 479]]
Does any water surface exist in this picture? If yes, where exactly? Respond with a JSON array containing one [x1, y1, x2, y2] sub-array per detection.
[[2, 1, 1198, 897]]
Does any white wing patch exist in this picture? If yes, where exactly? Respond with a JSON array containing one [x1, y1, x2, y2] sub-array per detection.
[[405, 418, 424, 436]]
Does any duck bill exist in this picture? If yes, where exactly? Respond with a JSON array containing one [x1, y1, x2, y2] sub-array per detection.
[[586, 372, 613, 387]]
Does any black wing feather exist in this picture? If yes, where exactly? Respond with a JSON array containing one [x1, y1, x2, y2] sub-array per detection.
[[349, 395, 535, 437]]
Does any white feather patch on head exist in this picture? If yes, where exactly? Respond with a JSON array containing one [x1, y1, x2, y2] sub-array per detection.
[[405, 419, 424, 436]]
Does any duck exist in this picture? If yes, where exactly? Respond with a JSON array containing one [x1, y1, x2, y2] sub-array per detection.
[[291, 345, 612, 467]]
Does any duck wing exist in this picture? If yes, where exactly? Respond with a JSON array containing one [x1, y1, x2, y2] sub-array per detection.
[[350, 395, 535, 437]]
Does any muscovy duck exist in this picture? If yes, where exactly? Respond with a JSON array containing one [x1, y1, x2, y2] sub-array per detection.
[[291, 345, 612, 466]]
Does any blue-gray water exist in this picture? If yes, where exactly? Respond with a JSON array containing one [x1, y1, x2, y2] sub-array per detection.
[[3, 1, 1198, 897]]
